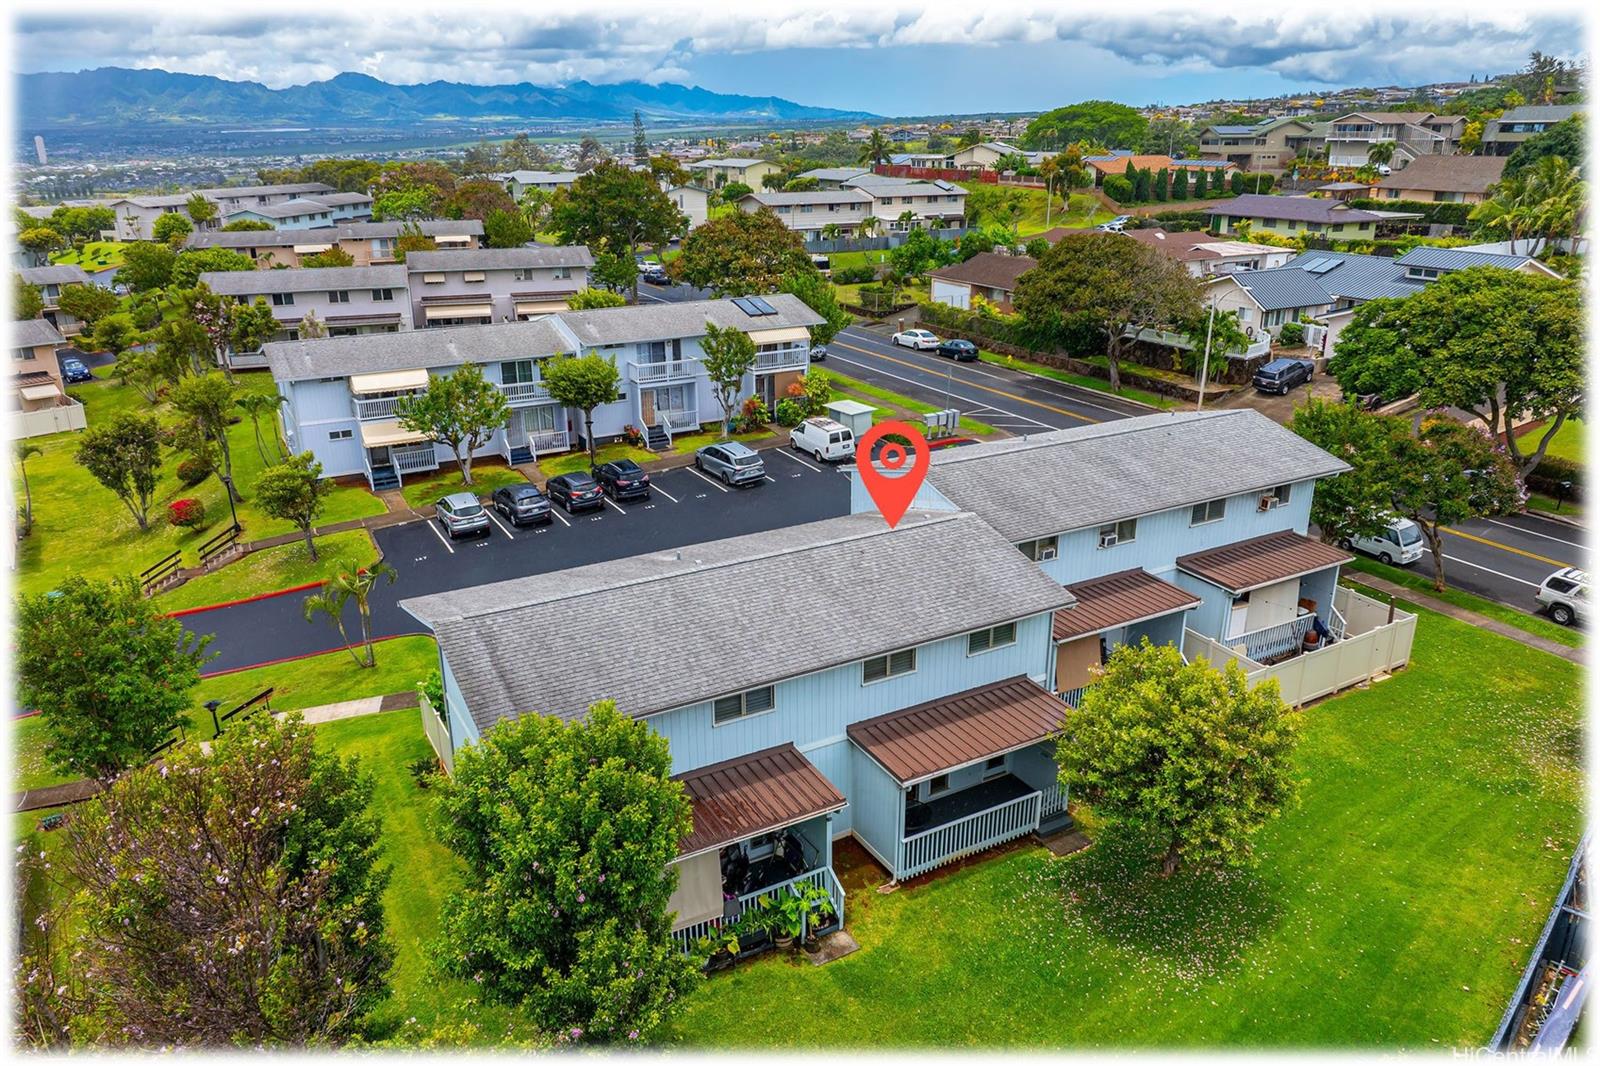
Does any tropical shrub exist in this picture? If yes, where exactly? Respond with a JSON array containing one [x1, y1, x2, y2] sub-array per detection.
[[773, 398, 806, 426], [167, 497, 206, 528], [175, 456, 212, 487]]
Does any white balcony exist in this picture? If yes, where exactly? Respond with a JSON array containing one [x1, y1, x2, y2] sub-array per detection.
[[353, 393, 419, 420], [499, 379, 551, 404], [753, 346, 810, 372], [628, 359, 701, 384]]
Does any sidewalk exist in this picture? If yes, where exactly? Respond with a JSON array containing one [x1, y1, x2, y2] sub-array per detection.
[[1352, 573, 1584, 665]]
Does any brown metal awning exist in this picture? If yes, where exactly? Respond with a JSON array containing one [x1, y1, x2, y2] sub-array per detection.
[[848, 676, 1065, 786], [1177, 530, 1352, 595], [1053, 568, 1200, 642], [675, 743, 846, 859]]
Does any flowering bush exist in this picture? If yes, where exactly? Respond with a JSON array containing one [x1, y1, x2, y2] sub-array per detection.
[[167, 497, 206, 529], [735, 396, 768, 433], [620, 424, 646, 447]]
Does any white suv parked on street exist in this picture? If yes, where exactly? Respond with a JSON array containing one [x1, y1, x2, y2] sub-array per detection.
[[1536, 567, 1588, 626], [789, 417, 856, 462]]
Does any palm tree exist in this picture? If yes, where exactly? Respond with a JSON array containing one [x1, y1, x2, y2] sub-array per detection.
[[235, 392, 287, 464], [1527, 155, 1586, 251], [1470, 163, 1564, 255], [858, 215, 880, 238], [15, 441, 42, 537], [302, 558, 398, 668], [1037, 157, 1061, 227], [1367, 141, 1397, 168], [858, 129, 891, 168]]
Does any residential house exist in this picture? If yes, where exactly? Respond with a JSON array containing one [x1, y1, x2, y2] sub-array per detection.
[[199, 264, 412, 368], [1372, 154, 1506, 203], [1479, 105, 1581, 156], [949, 142, 1021, 169], [886, 152, 951, 167], [18, 264, 94, 337], [10, 317, 85, 437], [109, 182, 338, 240], [667, 185, 711, 231], [1197, 117, 1321, 172], [797, 167, 875, 188], [1203, 267, 1336, 338], [197, 182, 341, 216], [186, 219, 484, 268], [1323, 112, 1464, 169], [1121, 229, 1293, 277], [498, 171, 581, 199], [928, 252, 1035, 311], [262, 294, 822, 486], [399, 508, 1076, 923], [686, 158, 782, 190], [1206, 194, 1390, 238], [404, 246, 594, 328], [839, 176, 967, 230], [219, 192, 373, 229], [738, 190, 876, 239]]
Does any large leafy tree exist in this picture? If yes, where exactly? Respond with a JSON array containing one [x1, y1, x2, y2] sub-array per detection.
[[27, 712, 391, 1046], [87, 312, 140, 357], [550, 161, 686, 299], [75, 412, 164, 531], [482, 207, 535, 249], [152, 212, 193, 245], [541, 353, 622, 470], [1503, 114, 1585, 179], [184, 192, 218, 225], [170, 247, 255, 290], [700, 322, 758, 437], [255, 452, 332, 558], [18, 226, 65, 258], [393, 363, 509, 486], [169, 372, 243, 502], [117, 241, 178, 293], [229, 296, 282, 360], [431, 700, 698, 1043], [778, 267, 852, 348], [448, 179, 518, 222], [50, 205, 116, 241], [1022, 100, 1147, 151], [299, 247, 355, 268], [1328, 267, 1582, 480], [1014, 232, 1201, 392], [15, 575, 212, 780], [1056, 641, 1298, 877], [13, 275, 45, 319], [669, 208, 810, 297]]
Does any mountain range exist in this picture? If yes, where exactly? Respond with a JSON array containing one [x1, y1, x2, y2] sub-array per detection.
[[18, 67, 879, 128]]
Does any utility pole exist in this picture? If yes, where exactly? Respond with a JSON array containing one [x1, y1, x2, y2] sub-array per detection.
[[1196, 299, 1217, 410]]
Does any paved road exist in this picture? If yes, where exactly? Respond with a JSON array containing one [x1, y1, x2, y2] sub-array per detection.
[[1417, 511, 1586, 611]]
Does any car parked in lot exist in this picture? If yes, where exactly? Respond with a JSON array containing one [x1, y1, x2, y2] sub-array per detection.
[[789, 417, 856, 462], [593, 458, 652, 500], [491, 483, 552, 526], [1536, 567, 1588, 626], [695, 441, 766, 486], [546, 472, 606, 513], [641, 264, 671, 284], [1252, 357, 1314, 395], [59, 356, 93, 383], [937, 338, 978, 362], [435, 492, 490, 538], [891, 328, 939, 350], [1341, 517, 1423, 566]]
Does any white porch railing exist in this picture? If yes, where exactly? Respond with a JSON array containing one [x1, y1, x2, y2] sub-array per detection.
[[1234, 613, 1317, 663], [629, 359, 701, 384], [669, 865, 843, 954], [1038, 782, 1068, 819], [499, 380, 550, 403], [753, 346, 809, 372], [393, 445, 440, 474], [353, 394, 419, 420], [1055, 686, 1087, 709], [898, 790, 1042, 880]]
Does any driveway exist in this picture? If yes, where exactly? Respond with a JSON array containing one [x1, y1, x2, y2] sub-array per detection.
[[1216, 365, 1343, 424]]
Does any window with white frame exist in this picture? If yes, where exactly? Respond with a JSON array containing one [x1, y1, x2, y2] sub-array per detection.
[[1190, 499, 1226, 525], [862, 647, 916, 685], [927, 773, 951, 796], [967, 621, 1017, 655], [1270, 483, 1292, 506], [712, 685, 775, 725], [271, 292, 295, 306], [1098, 518, 1136, 546], [983, 754, 1007, 778], [1018, 535, 1058, 561], [328, 428, 352, 441], [328, 290, 350, 303]]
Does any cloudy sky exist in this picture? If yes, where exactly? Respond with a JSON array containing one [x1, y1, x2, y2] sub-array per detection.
[[11, 3, 1590, 114]]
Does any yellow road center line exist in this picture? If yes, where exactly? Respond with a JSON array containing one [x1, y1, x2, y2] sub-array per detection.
[[1440, 526, 1570, 568]]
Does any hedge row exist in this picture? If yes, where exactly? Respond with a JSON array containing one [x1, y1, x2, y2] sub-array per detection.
[[1348, 198, 1474, 227]]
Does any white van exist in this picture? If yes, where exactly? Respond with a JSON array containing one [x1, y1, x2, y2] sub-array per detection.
[[1344, 517, 1424, 566], [1536, 567, 1588, 626], [789, 417, 856, 462]]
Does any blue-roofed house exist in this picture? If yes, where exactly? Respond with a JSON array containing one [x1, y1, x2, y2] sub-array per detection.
[[1203, 265, 1337, 338]]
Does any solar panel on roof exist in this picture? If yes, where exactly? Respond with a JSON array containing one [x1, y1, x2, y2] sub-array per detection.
[[1303, 258, 1339, 274], [747, 296, 777, 315]]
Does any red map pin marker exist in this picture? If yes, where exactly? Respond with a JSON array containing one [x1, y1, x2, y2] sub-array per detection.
[[856, 420, 930, 529]]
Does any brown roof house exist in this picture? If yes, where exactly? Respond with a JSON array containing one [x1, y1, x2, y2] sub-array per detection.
[[928, 252, 1036, 312], [1374, 155, 1508, 204], [11, 318, 86, 437], [1121, 229, 1294, 277]]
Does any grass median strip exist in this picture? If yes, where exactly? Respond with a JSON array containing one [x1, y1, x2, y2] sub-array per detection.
[[398, 464, 528, 511], [156, 529, 380, 612], [1343, 555, 1582, 648], [975, 350, 1177, 409]]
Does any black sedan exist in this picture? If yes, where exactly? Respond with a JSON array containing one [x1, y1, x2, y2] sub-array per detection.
[[937, 339, 978, 362], [490, 483, 553, 526], [545, 472, 607, 514], [593, 458, 652, 501]]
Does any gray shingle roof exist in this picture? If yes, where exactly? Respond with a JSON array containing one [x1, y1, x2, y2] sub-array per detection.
[[1226, 266, 1339, 311], [558, 293, 822, 348], [1488, 104, 1581, 129], [11, 318, 65, 348], [500, 170, 581, 184], [403, 245, 595, 272], [688, 158, 768, 168], [1207, 194, 1386, 225], [187, 218, 483, 250], [199, 182, 335, 199], [1374, 154, 1506, 195], [235, 199, 337, 219], [263, 318, 570, 381], [399, 510, 1074, 728], [798, 167, 873, 182], [334, 219, 484, 239], [198, 264, 408, 295], [746, 189, 873, 207], [18, 264, 92, 286], [1394, 246, 1542, 272], [1282, 251, 1423, 302], [926, 410, 1349, 542]]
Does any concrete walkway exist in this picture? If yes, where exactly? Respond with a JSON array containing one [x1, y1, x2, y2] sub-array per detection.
[[1353, 573, 1584, 665]]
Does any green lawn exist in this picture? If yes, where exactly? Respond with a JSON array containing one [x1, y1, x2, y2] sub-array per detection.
[[398, 464, 528, 511], [1521, 419, 1585, 465], [1526, 492, 1584, 521], [976, 350, 1178, 409], [821, 369, 997, 437], [157, 529, 379, 612], [667, 603, 1583, 1048], [537, 442, 656, 478], [14, 369, 385, 599], [50, 241, 132, 271], [1343, 557, 1582, 648], [957, 186, 1113, 236], [670, 427, 772, 455]]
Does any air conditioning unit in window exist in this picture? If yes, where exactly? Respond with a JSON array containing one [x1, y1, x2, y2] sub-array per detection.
[[1039, 545, 1058, 561], [1097, 532, 1118, 549], [1259, 494, 1281, 511]]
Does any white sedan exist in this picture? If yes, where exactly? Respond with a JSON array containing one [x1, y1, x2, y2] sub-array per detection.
[[891, 328, 940, 350]]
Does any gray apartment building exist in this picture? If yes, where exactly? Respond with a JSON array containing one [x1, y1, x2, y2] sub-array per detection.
[[404, 245, 595, 327], [198, 264, 413, 368]]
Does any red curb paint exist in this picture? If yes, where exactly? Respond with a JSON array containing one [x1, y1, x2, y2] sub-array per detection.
[[166, 580, 326, 618], [198, 634, 422, 679]]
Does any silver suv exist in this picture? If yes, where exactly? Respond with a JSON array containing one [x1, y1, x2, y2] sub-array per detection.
[[1536, 567, 1587, 626], [695, 441, 766, 487], [435, 492, 491, 538]]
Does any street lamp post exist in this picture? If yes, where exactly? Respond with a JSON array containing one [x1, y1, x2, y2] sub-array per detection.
[[220, 473, 240, 533], [1196, 298, 1217, 411]]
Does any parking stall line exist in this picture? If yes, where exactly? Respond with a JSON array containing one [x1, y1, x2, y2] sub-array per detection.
[[604, 496, 629, 515], [651, 484, 680, 503], [486, 510, 517, 539], [547, 506, 572, 527], [425, 518, 456, 554], [685, 466, 729, 492], [772, 447, 822, 473]]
